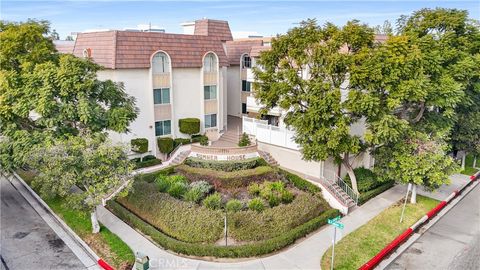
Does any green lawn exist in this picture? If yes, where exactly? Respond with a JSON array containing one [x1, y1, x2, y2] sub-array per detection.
[[461, 154, 478, 176], [16, 169, 134, 270], [461, 166, 479, 176], [320, 195, 439, 270]]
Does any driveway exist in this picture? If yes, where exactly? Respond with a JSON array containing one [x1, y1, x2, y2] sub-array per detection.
[[386, 182, 480, 270], [0, 177, 86, 270]]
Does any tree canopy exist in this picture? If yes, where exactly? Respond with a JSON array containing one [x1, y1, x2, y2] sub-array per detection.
[[0, 20, 138, 170]]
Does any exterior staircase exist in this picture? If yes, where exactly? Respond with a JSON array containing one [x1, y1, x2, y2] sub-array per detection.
[[170, 150, 191, 165], [218, 130, 241, 144], [258, 150, 279, 166], [319, 171, 358, 210]]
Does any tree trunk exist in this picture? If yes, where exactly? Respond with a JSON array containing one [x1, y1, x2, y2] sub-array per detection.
[[461, 152, 466, 170], [91, 209, 100, 234], [473, 156, 477, 168], [342, 158, 359, 194], [410, 184, 417, 204]]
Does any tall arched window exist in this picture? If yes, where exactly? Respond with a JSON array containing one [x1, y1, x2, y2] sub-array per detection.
[[241, 54, 251, 68], [152, 52, 170, 74], [203, 53, 217, 72]]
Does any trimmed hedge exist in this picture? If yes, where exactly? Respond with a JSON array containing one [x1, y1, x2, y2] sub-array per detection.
[[107, 200, 339, 258], [134, 166, 175, 183], [131, 138, 148, 153], [176, 165, 276, 189], [184, 157, 264, 172], [280, 169, 321, 193], [191, 134, 208, 143], [358, 181, 395, 205], [179, 118, 200, 135], [157, 137, 174, 154], [174, 138, 192, 148], [133, 158, 162, 169]]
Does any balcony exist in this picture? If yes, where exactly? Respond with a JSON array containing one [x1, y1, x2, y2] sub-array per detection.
[[246, 96, 282, 116], [246, 68, 255, 82]]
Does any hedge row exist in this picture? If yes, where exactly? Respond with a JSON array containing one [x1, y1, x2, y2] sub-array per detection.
[[133, 158, 162, 169], [176, 165, 276, 189], [131, 138, 148, 153], [134, 166, 175, 183], [179, 118, 200, 135], [107, 200, 339, 258], [358, 181, 395, 205], [184, 157, 266, 172], [280, 169, 322, 193]]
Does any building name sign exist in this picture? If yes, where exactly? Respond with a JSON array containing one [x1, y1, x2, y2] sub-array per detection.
[[192, 152, 259, 161]]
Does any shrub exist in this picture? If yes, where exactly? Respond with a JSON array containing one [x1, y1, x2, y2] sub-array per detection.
[[238, 133, 251, 147], [203, 193, 222, 210], [155, 174, 187, 193], [256, 181, 291, 207], [107, 199, 339, 258], [133, 158, 162, 169], [280, 169, 321, 193], [179, 118, 200, 135], [131, 138, 148, 153], [184, 157, 264, 172], [157, 137, 174, 154], [116, 182, 223, 243], [167, 181, 189, 198], [226, 199, 243, 212], [189, 181, 213, 194], [344, 167, 380, 193], [191, 134, 208, 143], [136, 166, 175, 183], [358, 181, 395, 205], [199, 136, 209, 146], [281, 189, 294, 203], [174, 138, 191, 148], [248, 183, 261, 196], [183, 188, 203, 203], [142, 155, 157, 161], [248, 198, 265, 212]]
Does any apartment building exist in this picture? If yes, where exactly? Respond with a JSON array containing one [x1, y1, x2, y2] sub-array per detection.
[[58, 19, 248, 157]]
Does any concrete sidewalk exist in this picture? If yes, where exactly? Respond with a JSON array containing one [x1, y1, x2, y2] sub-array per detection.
[[97, 185, 405, 270]]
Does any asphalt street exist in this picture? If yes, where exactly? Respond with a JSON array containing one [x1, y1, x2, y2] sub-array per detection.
[[386, 183, 480, 270], [0, 176, 86, 270]]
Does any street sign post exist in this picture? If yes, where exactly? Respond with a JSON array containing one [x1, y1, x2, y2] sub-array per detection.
[[328, 216, 344, 270]]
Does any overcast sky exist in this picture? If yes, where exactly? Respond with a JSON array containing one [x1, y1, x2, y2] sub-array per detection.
[[2, 0, 479, 39]]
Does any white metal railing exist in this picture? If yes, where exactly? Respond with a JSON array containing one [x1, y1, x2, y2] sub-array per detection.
[[320, 170, 358, 206]]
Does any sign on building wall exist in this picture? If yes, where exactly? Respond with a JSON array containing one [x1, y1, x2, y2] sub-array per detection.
[[190, 152, 259, 161]]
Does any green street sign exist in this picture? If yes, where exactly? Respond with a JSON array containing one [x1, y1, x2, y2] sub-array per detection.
[[328, 216, 344, 229]]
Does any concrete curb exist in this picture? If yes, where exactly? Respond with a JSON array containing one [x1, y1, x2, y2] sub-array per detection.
[[7, 171, 113, 270], [377, 179, 479, 269], [358, 171, 480, 270]]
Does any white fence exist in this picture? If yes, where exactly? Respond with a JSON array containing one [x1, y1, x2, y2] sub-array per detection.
[[242, 116, 299, 150]]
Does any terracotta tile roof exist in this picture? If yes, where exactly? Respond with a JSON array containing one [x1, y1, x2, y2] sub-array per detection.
[[71, 30, 229, 69], [250, 45, 271, 57], [374, 34, 388, 43], [225, 40, 263, 65], [194, 19, 233, 42], [54, 41, 75, 54]]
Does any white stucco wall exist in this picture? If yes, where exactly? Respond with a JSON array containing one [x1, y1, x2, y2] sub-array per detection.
[[227, 66, 241, 117], [97, 69, 157, 156]]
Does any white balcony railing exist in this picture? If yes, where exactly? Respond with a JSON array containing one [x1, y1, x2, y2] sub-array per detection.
[[246, 96, 282, 116]]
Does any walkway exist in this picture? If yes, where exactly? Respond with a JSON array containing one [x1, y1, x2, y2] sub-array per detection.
[[97, 185, 405, 270]]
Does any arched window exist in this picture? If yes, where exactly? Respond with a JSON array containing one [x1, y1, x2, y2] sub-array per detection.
[[203, 53, 217, 72], [241, 54, 251, 68], [152, 52, 170, 74]]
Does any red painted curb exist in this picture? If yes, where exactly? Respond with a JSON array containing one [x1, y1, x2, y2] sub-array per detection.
[[359, 228, 413, 270], [98, 259, 115, 270], [358, 174, 479, 270]]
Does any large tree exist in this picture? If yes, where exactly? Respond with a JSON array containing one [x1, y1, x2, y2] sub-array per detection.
[[253, 19, 375, 193], [0, 20, 138, 171], [348, 8, 476, 202], [29, 134, 134, 233]]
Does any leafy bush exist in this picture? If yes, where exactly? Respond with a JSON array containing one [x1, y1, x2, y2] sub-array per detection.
[[142, 155, 157, 161], [248, 183, 261, 196], [155, 174, 188, 193], [344, 167, 380, 193], [179, 118, 200, 135], [131, 138, 148, 153], [226, 199, 243, 212], [184, 157, 264, 172], [116, 181, 223, 243], [203, 193, 222, 210], [281, 189, 294, 203], [358, 181, 395, 205], [157, 137, 174, 154], [199, 136, 209, 146], [167, 181, 189, 198], [238, 133, 251, 147], [176, 165, 276, 190], [133, 158, 162, 169], [174, 138, 191, 148], [189, 181, 212, 194], [248, 198, 265, 212], [183, 188, 203, 203], [108, 199, 339, 258], [280, 169, 321, 193], [256, 181, 293, 207], [191, 134, 208, 143]]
